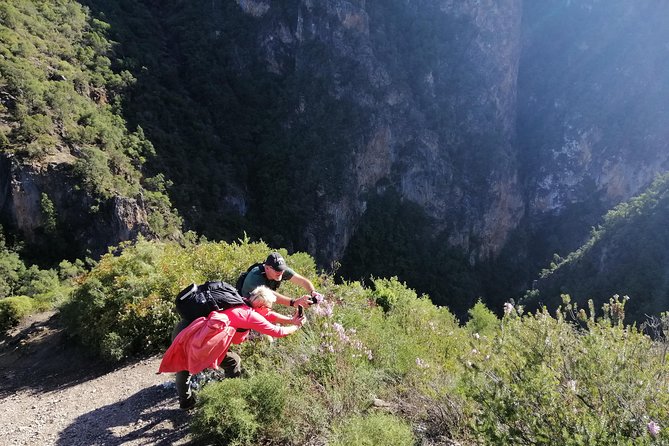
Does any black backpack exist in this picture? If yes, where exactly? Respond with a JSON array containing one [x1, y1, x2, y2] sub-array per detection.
[[175, 280, 246, 322]]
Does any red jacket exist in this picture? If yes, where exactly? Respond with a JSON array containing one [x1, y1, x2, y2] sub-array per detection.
[[158, 305, 291, 375]]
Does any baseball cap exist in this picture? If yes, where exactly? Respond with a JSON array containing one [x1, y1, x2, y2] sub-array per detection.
[[265, 252, 287, 272]]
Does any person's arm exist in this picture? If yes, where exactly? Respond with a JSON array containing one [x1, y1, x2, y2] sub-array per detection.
[[266, 310, 303, 326], [271, 289, 294, 307], [271, 288, 315, 309], [288, 272, 316, 294], [236, 308, 300, 338]]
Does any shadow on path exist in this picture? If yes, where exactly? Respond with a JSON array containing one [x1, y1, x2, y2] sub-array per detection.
[[57, 384, 192, 446], [0, 311, 117, 397]]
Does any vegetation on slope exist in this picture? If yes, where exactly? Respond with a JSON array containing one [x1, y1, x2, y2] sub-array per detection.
[[527, 173, 669, 323], [0, 0, 182, 245], [76, 0, 367, 246], [60, 238, 669, 445], [0, 228, 84, 332]]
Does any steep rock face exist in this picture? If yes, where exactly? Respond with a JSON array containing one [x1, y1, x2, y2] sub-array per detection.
[[239, 0, 525, 263], [0, 152, 152, 261], [55, 0, 669, 304], [518, 0, 669, 256]]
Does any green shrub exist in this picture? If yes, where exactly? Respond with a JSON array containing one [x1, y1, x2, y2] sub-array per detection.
[[190, 371, 289, 446], [365, 278, 465, 389], [0, 249, 26, 298], [373, 276, 417, 313], [463, 302, 669, 445], [16, 265, 60, 296], [464, 299, 499, 337], [0, 295, 35, 332], [60, 237, 318, 360], [57, 259, 86, 281], [100, 331, 126, 362], [330, 413, 415, 446]]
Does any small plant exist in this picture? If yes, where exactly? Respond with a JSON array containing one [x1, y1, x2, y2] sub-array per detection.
[[0, 295, 35, 332], [330, 413, 415, 446], [465, 299, 499, 337], [190, 371, 290, 446]]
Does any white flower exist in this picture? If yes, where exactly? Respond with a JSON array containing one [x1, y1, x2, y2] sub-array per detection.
[[503, 302, 514, 315], [415, 357, 429, 369]]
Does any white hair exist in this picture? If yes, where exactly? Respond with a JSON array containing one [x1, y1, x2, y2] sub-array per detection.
[[247, 286, 276, 308]]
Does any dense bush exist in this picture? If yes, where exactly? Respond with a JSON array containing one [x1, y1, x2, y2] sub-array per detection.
[[463, 298, 669, 445], [190, 371, 291, 446], [60, 237, 317, 361], [330, 413, 415, 446], [0, 295, 34, 332], [0, 232, 77, 332]]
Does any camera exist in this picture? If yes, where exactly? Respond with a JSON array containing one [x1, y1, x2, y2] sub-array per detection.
[[308, 292, 323, 305]]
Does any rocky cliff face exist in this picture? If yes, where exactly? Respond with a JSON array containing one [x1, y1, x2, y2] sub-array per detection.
[[518, 0, 669, 256], [222, 0, 669, 292], [0, 152, 152, 262], [6, 0, 669, 303], [231, 0, 526, 263]]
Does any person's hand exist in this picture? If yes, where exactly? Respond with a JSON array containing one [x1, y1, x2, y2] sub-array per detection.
[[310, 291, 324, 304], [293, 295, 312, 308], [292, 308, 307, 326]]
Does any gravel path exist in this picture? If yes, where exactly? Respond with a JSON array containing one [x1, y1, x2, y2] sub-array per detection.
[[0, 311, 193, 446]]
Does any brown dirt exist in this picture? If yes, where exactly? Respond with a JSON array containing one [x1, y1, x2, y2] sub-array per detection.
[[0, 311, 194, 446]]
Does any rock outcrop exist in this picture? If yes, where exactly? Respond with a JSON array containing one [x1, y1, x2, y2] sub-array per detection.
[[238, 0, 526, 263], [0, 152, 152, 261]]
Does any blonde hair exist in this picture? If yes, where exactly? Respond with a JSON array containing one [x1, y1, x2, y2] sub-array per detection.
[[247, 286, 276, 308]]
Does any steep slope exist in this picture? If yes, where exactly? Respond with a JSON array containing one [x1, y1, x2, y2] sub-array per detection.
[[0, 0, 181, 263], [4, 0, 669, 318], [529, 173, 669, 323], [517, 0, 669, 267], [77, 0, 525, 314]]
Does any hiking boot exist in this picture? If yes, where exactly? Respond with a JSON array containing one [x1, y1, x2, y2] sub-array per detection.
[[179, 396, 196, 411]]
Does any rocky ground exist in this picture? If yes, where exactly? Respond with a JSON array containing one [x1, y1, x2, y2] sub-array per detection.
[[0, 311, 194, 445]]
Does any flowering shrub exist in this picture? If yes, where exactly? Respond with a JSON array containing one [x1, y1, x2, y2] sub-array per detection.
[[464, 297, 669, 445], [58, 239, 669, 445]]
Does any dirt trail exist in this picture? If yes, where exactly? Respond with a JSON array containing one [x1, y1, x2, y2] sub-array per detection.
[[0, 311, 193, 446]]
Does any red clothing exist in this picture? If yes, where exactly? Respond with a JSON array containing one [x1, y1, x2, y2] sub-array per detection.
[[158, 305, 290, 375]]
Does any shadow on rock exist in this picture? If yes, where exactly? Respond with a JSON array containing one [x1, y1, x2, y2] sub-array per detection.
[[57, 384, 192, 446]]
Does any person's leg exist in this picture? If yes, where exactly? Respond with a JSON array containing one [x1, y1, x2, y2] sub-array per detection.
[[171, 319, 195, 409], [221, 351, 242, 378]]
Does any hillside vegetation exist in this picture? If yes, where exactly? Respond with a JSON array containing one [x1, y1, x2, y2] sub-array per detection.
[[58, 238, 669, 445], [0, 228, 83, 331], [528, 173, 669, 323], [2, 3, 669, 441], [3, 0, 669, 327], [0, 0, 182, 258]]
